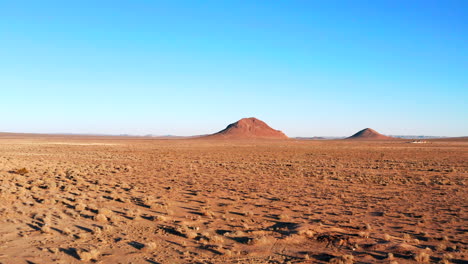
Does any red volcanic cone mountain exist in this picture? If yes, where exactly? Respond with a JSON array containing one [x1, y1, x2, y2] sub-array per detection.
[[346, 128, 396, 140], [204, 117, 288, 139]]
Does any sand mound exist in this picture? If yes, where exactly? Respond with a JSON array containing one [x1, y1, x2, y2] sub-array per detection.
[[204, 117, 288, 139], [346, 128, 395, 140], [388, 242, 420, 254]]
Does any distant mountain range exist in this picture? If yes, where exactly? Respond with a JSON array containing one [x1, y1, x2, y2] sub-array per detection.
[[0, 121, 455, 140], [0, 132, 451, 140], [389, 135, 447, 139], [294, 136, 342, 140], [294, 135, 448, 140]]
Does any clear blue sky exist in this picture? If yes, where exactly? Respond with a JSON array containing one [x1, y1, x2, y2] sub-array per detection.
[[1, 0, 466, 137]]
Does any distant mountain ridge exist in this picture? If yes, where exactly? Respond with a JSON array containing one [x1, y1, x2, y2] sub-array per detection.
[[390, 135, 447, 139]]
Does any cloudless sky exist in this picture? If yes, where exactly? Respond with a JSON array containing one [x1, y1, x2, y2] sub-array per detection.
[[1, 0, 467, 137]]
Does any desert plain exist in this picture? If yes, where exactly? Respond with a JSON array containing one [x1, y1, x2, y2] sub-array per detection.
[[0, 134, 466, 263]]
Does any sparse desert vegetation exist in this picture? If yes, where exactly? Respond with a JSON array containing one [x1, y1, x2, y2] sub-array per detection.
[[0, 135, 466, 263]]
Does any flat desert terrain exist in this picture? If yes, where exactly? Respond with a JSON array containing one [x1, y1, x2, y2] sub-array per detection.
[[0, 135, 466, 263]]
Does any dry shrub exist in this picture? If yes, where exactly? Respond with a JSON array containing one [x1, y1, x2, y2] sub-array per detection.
[[278, 214, 290, 221], [75, 203, 86, 212], [436, 243, 447, 251], [414, 251, 430, 262], [201, 231, 211, 240], [209, 235, 224, 244], [41, 225, 52, 234], [94, 213, 108, 223], [143, 242, 157, 252], [403, 233, 411, 242], [383, 233, 391, 241], [98, 208, 112, 217], [329, 254, 354, 264], [62, 227, 72, 236], [92, 226, 102, 235], [14, 168, 29, 175], [243, 211, 254, 217], [186, 230, 198, 239], [358, 231, 369, 238], [248, 236, 271, 246], [226, 230, 246, 237], [77, 248, 99, 262], [154, 215, 167, 221], [201, 209, 215, 218], [102, 225, 113, 233], [387, 253, 394, 260], [298, 229, 316, 238], [441, 253, 453, 264]]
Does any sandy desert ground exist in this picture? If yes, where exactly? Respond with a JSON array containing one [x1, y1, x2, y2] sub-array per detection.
[[0, 135, 466, 263]]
